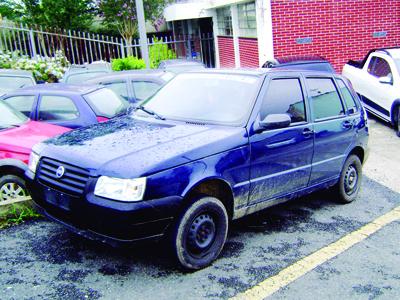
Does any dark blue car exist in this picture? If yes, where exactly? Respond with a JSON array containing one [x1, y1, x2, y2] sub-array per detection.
[[26, 69, 369, 270], [0, 84, 129, 129]]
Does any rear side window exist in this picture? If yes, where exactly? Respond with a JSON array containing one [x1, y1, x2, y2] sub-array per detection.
[[102, 81, 129, 101], [337, 79, 359, 113], [132, 81, 161, 102], [368, 56, 392, 78], [306, 78, 344, 120], [39, 95, 79, 121], [85, 88, 128, 118], [3, 95, 35, 117], [261, 78, 306, 123]]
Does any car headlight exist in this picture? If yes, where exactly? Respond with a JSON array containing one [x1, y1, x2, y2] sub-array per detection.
[[94, 176, 146, 202], [28, 152, 40, 173]]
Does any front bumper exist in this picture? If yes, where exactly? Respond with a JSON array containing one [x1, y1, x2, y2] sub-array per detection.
[[26, 170, 183, 246]]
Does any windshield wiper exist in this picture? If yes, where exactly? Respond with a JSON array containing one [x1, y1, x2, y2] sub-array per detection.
[[135, 105, 165, 120], [0, 124, 21, 129]]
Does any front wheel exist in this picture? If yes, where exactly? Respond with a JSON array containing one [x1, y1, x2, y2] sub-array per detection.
[[0, 175, 29, 202], [335, 155, 363, 204], [171, 196, 228, 270]]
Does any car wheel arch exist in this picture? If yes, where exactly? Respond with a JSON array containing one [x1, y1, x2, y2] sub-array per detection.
[[0, 159, 27, 177], [182, 177, 235, 220], [348, 146, 365, 165]]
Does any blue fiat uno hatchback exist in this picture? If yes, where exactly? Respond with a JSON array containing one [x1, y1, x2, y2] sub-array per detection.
[[26, 69, 369, 269]]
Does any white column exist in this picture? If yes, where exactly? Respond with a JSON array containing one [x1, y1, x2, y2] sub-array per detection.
[[256, 0, 274, 66], [230, 4, 241, 68], [135, 0, 150, 69], [211, 10, 221, 68]]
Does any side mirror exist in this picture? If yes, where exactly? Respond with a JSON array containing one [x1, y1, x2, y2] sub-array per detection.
[[260, 114, 291, 130], [379, 76, 392, 85]]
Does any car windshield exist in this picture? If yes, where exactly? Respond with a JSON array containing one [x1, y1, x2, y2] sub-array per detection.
[[0, 76, 35, 94], [65, 71, 109, 84], [141, 73, 260, 125], [85, 88, 129, 118], [0, 101, 29, 129]]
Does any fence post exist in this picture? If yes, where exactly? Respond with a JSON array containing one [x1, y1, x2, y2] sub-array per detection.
[[120, 38, 125, 58], [29, 28, 37, 58]]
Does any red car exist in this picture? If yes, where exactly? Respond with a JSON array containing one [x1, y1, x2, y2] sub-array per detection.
[[0, 101, 69, 202]]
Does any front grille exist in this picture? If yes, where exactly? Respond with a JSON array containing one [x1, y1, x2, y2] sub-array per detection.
[[37, 158, 90, 196]]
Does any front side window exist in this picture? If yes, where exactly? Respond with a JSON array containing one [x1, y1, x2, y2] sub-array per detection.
[[217, 7, 233, 36], [133, 81, 161, 102], [3, 95, 35, 117], [39, 95, 79, 121], [306, 78, 345, 120], [261, 78, 306, 123], [337, 79, 359, 113], [368, 56, 392, 78]]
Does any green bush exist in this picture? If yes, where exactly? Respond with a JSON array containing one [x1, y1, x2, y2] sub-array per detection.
[[111, 56, 146, 71], [149, 37, 177, 68]]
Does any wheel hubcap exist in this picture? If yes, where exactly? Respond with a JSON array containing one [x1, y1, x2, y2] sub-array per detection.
[[344, 165, 358, 195], [187, 214, 216, 253], [0, 182, 27, 202]]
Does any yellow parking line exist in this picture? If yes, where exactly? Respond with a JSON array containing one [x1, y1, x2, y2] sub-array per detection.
[[231, 206, 400, 300]]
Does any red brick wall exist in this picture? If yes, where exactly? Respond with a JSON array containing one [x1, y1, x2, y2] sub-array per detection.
[[239, 38, 259, 67], [271, 0, 400, 72], [218, 36, 235, 68]]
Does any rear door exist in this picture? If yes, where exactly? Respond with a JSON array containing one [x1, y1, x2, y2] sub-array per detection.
[[248, 76, 314, 205], [305, 76, 356, 184]]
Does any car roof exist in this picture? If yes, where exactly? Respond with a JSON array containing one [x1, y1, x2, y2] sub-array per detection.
[[15, 83, 101, 94], [85, 69, 172, 82], [378, 48, 400, 59], [159, 59, 205, 66], [66, 62, 111, 74], [181, 68, 339, 78], [0, 69, 34, 77]]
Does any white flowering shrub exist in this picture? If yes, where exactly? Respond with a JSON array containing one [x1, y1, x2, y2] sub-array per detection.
[[0, 50, 70, 82]]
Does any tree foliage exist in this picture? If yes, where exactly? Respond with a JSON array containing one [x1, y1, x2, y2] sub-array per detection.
[[19, 0, 96, 30]]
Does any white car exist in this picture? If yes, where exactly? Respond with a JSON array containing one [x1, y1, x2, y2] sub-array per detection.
[[342, 48, 400, 136]]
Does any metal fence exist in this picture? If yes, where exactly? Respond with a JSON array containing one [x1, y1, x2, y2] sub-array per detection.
[[0, 24, 215, 67]]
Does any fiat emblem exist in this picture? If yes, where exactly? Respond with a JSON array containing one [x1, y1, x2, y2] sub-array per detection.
[[55, 166, 65, 179]]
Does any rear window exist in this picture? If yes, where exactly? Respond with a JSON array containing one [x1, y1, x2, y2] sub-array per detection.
[[65, 72, 109, 84], [85, 88, 129, 118], [0, 76, 35, 94]]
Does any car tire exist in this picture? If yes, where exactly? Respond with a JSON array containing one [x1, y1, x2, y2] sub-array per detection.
[[0, 174, 29, 202], [335, 155, 362, 204], [395, 107, 400, 137], [171, 196, 228, 270]]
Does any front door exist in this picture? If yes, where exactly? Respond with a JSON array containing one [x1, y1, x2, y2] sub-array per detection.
[[248, 77, 314, 205]]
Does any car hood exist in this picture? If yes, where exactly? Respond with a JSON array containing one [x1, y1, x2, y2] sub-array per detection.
[[0, 121, 69, 155], [37, 115, 247, 178]]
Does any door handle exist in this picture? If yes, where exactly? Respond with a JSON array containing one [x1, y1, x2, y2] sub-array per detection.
[[302, 128, 314, 137], [342, 120, 353, 129]]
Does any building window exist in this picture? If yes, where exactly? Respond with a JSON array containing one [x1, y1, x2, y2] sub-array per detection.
[[217, 7, 233, 36], [238, 2, 257, 37]]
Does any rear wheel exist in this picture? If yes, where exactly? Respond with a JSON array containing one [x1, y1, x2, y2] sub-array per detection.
[[335, 155, 362, 204], [171, 196, 228, 270], [0, 175, 29, 202], [395, 107, 400, 137]]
